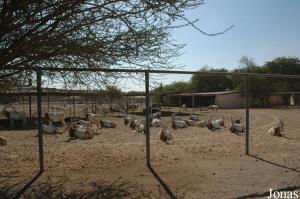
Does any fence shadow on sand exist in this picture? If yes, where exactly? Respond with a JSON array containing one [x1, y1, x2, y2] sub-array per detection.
[[1, 176, 159, 199], [249, 154, 300, 173]]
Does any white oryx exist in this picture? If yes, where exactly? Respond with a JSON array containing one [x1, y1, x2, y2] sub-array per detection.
[[96, 105, 110, 116], [189, 114, 199, 121], [86, 113, 102, 129], [100, 120, 117, 128], [207, 116, 222, 131], [45, 111, 66, 126], [196, 120, 207, 128], [69, 125, 94, 140], [181, 104, 187, 111], [1, 105, 27, 129], [110, 104, 122, 112], [68, 118, 92, 128], [151, 111, 161, 118], [159, 124, 174, 144], [171, 114, 187, 129], [171, 119, 187, 130], [42, 124, 59, 134], [151, 118, 163, 127], [229, 123, 245, 134], [0, 136, 7, 146], [171, 113, 182, 121], [124, 115, 132, 126], [78, 120, 92, 127], [214, 116, 225, 127], [229, 117, 245, 134], [127, 103, 139, 110], [84, 105, 105, 129], [208, 104, 218, 112], [136, 122, 145, 133], [129, 118, 145, 133], [68, 119, 99, 135], [233, 117, 242, 124], [268, 118, 285, 137], [207, 121, 221, 131], [129, 117, 139, 129], [184, 119, 196, 126]]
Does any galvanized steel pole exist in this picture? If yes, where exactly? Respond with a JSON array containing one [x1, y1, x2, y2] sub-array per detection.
[[245, 75, 250, 155], [29, 94, 32, 118], [73, 96, 75, 118], [47, 95, 50, 111], [36, 70, 44, 172], [145, 71, 151, 166]]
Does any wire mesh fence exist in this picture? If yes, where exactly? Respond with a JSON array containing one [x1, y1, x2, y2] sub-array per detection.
[[248, 77, 300, 171], [1, 67, 300, 198]]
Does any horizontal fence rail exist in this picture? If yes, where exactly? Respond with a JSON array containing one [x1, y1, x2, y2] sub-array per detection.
[[2, 66, 300, 79]]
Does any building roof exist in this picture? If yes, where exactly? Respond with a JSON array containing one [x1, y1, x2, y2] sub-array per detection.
[[272, 91, 300, 95], [169, 90, 239, 97], [0, 87, 146, 97], [0, 87, 106, 96]]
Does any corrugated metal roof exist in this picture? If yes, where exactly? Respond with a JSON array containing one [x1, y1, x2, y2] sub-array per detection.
[[169, 90, 239, 96]]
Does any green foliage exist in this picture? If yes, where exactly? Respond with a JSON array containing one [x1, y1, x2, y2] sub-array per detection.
[[156, 56, 300, 105], [160, 81, 192, 93], [0, 0, 208, 88], [263, 57, 300, 91], [231, 57, 300, 105], [106, 86, 122, 100], [191, 67, 233, 92], [264, 57, 300, 75]]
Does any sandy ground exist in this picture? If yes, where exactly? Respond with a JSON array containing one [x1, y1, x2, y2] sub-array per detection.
[[0, 108, 300, 198]]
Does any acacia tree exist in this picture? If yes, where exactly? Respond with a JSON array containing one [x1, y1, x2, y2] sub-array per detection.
[[0, 0, 233, 89], [232, 56, 273, 106], [263, 57, 300, 91], [191, 66, 233, 92], [106, 85, 122, 100]]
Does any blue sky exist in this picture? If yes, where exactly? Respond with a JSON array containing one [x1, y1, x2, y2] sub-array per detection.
[[173, 0, 300, 71]]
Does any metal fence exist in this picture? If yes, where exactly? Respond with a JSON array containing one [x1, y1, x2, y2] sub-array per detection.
[[1, 66, 300, 197]]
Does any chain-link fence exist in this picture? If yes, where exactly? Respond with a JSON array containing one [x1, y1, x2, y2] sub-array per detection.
[[1, 67, 300, 198]]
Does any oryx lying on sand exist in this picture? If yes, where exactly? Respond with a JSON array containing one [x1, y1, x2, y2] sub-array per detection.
[[100, 120, 117, 128], [0, 136, 7, 146], [69, 125, 95, 140], [189, 114, 199, 121], [171, 119, 187, 130], [151, 118, 164, 127], [45, 112, 66, 126], [86, 113, 101, 129], [159, 124, 174, 145], [229, 117, 245, 134], [129, 118, 145, 133], [268, 117, 285, 137], [207, 116, 224, 131]]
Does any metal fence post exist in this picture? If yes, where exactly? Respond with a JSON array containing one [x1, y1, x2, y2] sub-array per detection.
[[72, 96, 76, 117], [245, 75, 250, 155], [145, 71, 151, 166], [29, 94, 32, 118], [36, 69, 44, 172], [47, 95, 50, 111], [22, 96, 25, 111], [92, 95, 94, 112], [192, 94, 195, 108]]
